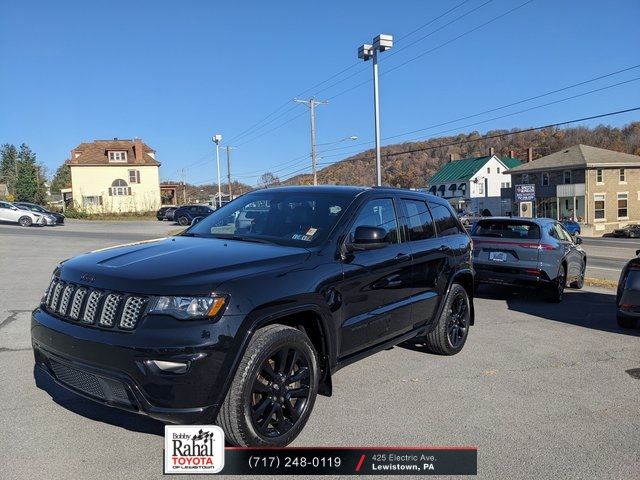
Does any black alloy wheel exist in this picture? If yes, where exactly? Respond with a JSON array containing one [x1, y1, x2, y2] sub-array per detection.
[[250, 346, 311, 438], [178, 216, 190, 226], [447, 294, 468, 348], [421, 283, 471, 355], [217, 324, 319, 447]]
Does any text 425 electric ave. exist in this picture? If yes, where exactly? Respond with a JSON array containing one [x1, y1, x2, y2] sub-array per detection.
[[32, 186, 475, 446]]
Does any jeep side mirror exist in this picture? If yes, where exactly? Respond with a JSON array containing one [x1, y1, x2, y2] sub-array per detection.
[[636, 249, 640, 256], [347, 226, 389, 251], [575, 236, 583, 245]]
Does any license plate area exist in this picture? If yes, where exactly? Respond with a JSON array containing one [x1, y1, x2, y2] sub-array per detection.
[[489, 251, 508, 262]]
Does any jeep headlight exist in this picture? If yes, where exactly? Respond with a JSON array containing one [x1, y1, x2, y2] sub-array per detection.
[[149, 295, 227, 320]]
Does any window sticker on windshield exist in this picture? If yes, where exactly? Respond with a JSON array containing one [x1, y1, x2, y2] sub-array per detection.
[[292, 233, 314, 241], [306, 227, 318, 236]]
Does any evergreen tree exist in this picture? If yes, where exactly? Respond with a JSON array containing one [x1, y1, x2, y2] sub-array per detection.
[[0, 143, 18, 194], [50, 163, 71, 194], [15, 143, 40, 202]]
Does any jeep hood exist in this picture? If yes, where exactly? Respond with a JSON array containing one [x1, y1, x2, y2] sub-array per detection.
[[57, 236, 311, 295]]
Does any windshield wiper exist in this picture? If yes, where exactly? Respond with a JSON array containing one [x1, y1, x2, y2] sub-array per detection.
[[213, 234, 275, 244]]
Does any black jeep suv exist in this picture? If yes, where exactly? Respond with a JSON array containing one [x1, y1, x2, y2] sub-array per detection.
[[32, 186, 474, 446]]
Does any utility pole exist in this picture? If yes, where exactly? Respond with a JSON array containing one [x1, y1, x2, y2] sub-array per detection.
[[225, 146, 234, 199], [212, 134, 223, 207], [294, 98, 328, 186], [178, 168, 187, 204]]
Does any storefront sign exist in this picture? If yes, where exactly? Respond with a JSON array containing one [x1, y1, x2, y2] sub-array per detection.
[[515, 184, 535, 202]]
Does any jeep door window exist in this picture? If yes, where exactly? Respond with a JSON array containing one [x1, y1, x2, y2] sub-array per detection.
[[428, 203, 462, 236], [187, 190, 353, 247], [348, 198, 399, 244], [401, 199, 435, 241]]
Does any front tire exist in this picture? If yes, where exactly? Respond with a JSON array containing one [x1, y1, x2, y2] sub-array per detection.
[[18, 216, 32, 227], [422, 283, 471, 355], [217, 324, 319, 447], [178, 216, 190, 226]]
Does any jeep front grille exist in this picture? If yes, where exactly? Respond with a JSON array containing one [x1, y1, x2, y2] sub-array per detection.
[[43, 278, 147, 331]]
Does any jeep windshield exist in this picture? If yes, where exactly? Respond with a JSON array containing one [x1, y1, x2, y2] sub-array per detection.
[[185, 190, 355, 247]]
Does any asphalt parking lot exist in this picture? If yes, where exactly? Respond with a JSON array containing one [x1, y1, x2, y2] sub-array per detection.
[[0, 220, 639, 479]]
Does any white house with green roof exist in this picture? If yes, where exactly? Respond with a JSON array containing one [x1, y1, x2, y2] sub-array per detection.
[[426, 151, 522, 215]]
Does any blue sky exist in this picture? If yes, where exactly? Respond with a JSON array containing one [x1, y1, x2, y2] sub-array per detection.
[[1, 0, 639, 186]]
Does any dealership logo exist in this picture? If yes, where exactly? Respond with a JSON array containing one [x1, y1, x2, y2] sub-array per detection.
[[164, 425, 225, 474]]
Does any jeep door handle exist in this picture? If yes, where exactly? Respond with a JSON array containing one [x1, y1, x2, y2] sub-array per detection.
[[394, 253, 410, 262], [438, 244, 451, 252]]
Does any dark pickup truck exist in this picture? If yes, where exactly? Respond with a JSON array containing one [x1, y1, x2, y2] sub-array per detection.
[[32, 186, 475, 446]]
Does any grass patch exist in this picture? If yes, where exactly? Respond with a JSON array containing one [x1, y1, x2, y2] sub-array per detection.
[[584, 277, 617, 289]]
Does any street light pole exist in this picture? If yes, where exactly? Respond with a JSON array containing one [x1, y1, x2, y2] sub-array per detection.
[[226, 145, 233, 199], [212, 134, 222, 207], [358, 34, 393, 187], [294, 98, 328, 186]]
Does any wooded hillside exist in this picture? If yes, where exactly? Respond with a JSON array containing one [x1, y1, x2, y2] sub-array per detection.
[[285, 122, 640, 188]]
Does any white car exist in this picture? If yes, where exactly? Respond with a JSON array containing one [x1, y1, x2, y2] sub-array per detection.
[[15, 204, 57, 225], [0, 200, 46, 226]]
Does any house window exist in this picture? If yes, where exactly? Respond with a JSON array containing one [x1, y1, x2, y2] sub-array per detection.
[[497, 167, 500, 174], [487, 167, 490, 174], [618, 193, 628, 219], [477, 182, 484, 195], [594, 194, 605, 220], [619, 168, 626, 183], [522, 173, 529, 184], [542, 172, 549, 186], [128, 169, 141, 184], [596, 168, 603, 183], [563, 170, 572, 184], [109, 179, 131, 196], [82, 196, 102, 207], [108, 151, 127, 162]]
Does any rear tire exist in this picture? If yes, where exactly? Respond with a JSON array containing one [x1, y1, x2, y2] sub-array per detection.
[[617, 312, 638, 329], [422, 283, 471, 356], [217, 324, 319, 447], [18, 216, 32, 227], [569, 262, 585, 289], [178, 216, 190, 226], [548, 264, 566, 303]]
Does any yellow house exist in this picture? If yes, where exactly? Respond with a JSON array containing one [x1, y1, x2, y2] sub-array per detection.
[[67, 138, 161, 213]]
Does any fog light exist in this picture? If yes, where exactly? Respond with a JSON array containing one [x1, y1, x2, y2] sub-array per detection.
[[150, 360, 188, 374]]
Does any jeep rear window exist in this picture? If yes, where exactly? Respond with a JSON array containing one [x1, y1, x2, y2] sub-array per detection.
[[186, 191, 354, 247], [472, 220, 541, 239]]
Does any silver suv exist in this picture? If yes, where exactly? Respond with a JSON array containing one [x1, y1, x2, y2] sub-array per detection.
[[471, 217, 586, 302]]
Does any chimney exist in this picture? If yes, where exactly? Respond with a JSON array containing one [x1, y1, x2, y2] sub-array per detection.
[[489, 147, 495, 156], [134, 138, 143, 161], [509, 149, 515, 158], [526, 147, 533, 163], [449, 153, 456, 162]]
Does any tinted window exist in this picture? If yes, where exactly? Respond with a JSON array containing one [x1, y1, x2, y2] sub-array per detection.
[[401, 199, 435, 241], [428, 203, 461, 236], [472, 220, 540, 239], [625, 270, 640, 291], [349, 198, 399, 244], [188, 190, 353, 247]]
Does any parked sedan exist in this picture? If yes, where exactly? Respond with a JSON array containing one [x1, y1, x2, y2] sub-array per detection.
[[471, 217, 586, 302], [173, 204, 215, 226], [616, 250, 640, 328], [156, 206, 177, 221], [0, 200, 46, 226], [612, 224, 640, 238], [14, 202, 63, 225], [561, 220, 581, 236]]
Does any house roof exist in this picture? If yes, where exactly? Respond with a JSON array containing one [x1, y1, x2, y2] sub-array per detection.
[[428, 155, 522, 184], [67, 139, 159, 166], [506, 144, 640, 173]]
